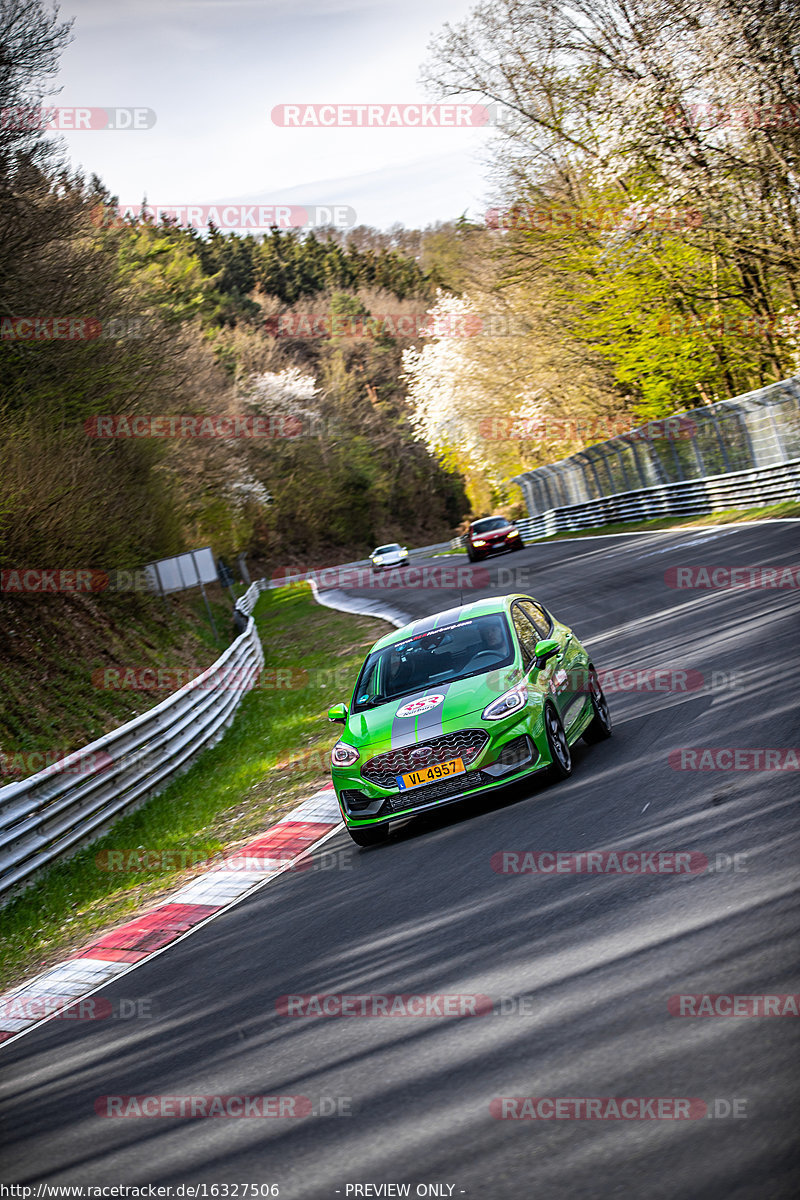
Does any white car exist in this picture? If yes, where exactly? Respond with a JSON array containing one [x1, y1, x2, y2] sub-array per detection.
[[370, 543, 409, 572]]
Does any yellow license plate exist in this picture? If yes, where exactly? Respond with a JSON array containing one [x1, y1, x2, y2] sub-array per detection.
[[397, 756, 466, 790]]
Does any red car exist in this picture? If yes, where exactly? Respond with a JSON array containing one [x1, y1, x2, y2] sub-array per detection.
[[465, 516, 525, 562]]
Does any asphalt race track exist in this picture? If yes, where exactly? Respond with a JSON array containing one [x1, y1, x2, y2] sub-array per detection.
[[2, 522, 799, 1199]]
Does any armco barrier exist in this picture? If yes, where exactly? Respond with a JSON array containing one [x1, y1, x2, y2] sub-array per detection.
[[510, 458, 800, 540], [0, 587, 264, 903], [514, 375, 800, 517]]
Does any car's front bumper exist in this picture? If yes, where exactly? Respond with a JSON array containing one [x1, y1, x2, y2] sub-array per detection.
[[470, 537, 521, 557], [371, 556, 408, 569], [331, 708, 548, 829]]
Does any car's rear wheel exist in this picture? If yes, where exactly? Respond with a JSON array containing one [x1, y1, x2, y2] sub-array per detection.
[[348, 823, 390, 848], [582, 667, 613, 742], [544, 704, 572, 779]]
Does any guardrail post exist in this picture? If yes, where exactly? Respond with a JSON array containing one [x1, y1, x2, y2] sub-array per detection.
[[624, 437, 649, 489], [611, 442, 633, 491], [766, 402, 789, 463]]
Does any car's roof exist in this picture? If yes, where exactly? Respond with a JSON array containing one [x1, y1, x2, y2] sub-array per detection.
[[471, 515, 510, 527], [373, 543, 400, 551], [369, 594, 528, 653]]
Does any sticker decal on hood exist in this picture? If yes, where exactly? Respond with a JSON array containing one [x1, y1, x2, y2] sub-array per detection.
[[396, 694, 445, 718]]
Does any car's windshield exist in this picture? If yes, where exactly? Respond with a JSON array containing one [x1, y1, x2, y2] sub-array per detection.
[[472, 517, 510, 533], [351, 614, 515, 712], [374, 544, 400, 554]]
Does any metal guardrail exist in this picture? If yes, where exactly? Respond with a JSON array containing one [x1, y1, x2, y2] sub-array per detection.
[[514, 375, 800, 517], [0, 589, 265, 903], [510, 458, 800, 540]]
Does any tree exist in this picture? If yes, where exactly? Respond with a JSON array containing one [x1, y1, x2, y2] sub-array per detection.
[[423, 0, 800, 409]]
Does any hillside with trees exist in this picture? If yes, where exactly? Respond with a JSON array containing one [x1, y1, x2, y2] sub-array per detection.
[[3, 0, 799, 560]]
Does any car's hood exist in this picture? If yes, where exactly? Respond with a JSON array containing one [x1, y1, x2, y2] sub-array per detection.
[[345, 665, 523, 748]]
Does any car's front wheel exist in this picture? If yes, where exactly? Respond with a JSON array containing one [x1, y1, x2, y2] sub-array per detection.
[[348, 823, 390, 848], [582, 667, 613, 742], [544, 704, 572, 779]]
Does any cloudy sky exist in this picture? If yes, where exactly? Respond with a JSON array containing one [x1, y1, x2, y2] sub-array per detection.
[[51, 0, 501, 231]]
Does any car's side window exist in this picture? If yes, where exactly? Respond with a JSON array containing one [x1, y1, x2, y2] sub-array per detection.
[[511, 604, 540, 667], [519, 600, 551, 639], [354, 657, 379, 704]]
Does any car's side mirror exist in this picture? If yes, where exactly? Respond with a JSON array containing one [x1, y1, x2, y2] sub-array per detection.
[[533, 639, 560, 670], [328, 702, 348, 724]]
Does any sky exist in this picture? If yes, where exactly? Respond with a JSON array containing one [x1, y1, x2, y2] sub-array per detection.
[[49, 0, 502, 232]]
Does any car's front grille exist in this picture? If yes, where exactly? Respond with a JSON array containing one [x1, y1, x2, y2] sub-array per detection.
[[362, 729, 490, 789]]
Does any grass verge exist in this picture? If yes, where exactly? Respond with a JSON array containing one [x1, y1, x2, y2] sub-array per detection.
[[0, 585, 387, 991]]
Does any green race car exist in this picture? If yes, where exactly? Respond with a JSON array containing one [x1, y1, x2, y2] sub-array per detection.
[[327, 593, 612, 846]]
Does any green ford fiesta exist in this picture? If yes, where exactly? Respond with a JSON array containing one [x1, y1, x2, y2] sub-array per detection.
[[327, 593, 612, 846]]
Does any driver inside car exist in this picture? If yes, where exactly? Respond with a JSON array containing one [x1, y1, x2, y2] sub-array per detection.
[[480, 621, 507, 653], [385, 647, 415, 696]]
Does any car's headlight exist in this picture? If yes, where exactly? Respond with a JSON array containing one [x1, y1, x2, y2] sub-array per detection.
[[507, 529, 519, 537], [331, 741, 360, 766], [373, 556, 383, 564], [482, 684, 528, 721], [473, 538, 487, 547]]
